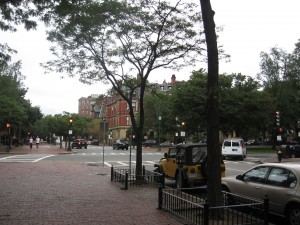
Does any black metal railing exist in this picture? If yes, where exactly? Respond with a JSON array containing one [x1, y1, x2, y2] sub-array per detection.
[[158, 187, 269, 225], [111, 166, 164, 190]]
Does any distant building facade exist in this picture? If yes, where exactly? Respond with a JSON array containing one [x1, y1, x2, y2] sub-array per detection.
[[78, 75, 177, 142], [78, 94, 100, 118]]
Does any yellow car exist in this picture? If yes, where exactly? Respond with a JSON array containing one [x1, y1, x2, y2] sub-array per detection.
[[154, 143, 226, 188]]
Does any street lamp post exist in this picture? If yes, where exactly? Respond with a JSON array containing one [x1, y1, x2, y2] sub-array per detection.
[[67, 117, 73, 151], [6, 123, 11, 152], [158, 116, 162, 151], [102, 117, 106, 167]]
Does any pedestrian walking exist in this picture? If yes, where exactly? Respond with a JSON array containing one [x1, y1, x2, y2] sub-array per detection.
[[29, 137, 33, 149], [35, 136, 40, 149]]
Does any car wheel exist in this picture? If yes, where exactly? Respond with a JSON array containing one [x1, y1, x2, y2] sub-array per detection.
[[287, 204, 300, 225]]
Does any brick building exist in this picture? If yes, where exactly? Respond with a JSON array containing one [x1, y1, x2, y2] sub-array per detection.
[[78, 94, 100, 118], [78, 75, 177, 142]]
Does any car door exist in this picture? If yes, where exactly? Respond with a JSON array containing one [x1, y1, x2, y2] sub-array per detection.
[[231, 166, 270, 200], [164, 148, 177, 178], [262, 167, 298, 215]]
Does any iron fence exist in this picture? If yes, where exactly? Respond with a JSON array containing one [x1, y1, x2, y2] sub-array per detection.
[[111, 166, 164, 190], [158, 187, 269, 225]]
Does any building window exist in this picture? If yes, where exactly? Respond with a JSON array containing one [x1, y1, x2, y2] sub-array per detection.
[[126, 102, 136, 111], [126, 116, 131, 126]]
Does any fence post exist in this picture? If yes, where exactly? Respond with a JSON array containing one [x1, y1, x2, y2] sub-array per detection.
[[263, 195, 269, 225], [111, 166, 114, 182], [158, 184, 163, 210], [203, 200, 209, 225], [161, 173, 165, 189]]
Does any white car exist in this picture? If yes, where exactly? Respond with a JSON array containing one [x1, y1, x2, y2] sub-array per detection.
[[222, 138, 247, 160], [222, 163, 300, 225]]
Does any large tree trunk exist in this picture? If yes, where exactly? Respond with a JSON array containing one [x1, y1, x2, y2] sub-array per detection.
[[199, 0, 222, 209]]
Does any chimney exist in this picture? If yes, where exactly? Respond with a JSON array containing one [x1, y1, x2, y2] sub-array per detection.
[[171, 74, 176, 85]]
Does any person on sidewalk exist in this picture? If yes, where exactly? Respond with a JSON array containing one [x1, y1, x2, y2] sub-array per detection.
[[35, 136, 40, 149], [29, 137, 33, 149]]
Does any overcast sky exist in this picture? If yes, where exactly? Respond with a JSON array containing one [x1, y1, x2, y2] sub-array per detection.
[[1, 0, 300, 115]]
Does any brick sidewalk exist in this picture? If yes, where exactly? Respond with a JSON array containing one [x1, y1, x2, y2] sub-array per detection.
[[0, 161, 183, 225]]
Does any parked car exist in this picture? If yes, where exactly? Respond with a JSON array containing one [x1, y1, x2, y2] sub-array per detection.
[[113, 140, 129, 150], [154, 143, 226, 188], [142, 140, 157, 147], [222, 138, 247, 160], [89, 139, 99, 145], [246, 140, 261, 146], [71, 139, 88, 149], [221, 163, 300, 225], [159, 141, 174, 148]]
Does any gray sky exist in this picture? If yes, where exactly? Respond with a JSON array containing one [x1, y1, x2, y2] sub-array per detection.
[[1, 0, 300, 115]]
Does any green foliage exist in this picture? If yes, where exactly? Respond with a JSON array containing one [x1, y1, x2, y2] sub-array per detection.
[[143, 70, 276, 142], [219, 73, 275, 139], [258, 40, 300, 139], [0, 74, 43, 139]]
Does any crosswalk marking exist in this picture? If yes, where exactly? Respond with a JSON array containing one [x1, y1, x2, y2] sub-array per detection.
[[0, 154, 54, 163], [86, 160, 157, 167], [70, 152, 163, 156]]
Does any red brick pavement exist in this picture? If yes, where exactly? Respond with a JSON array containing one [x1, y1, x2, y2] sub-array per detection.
[[0, 144, 183, 225]]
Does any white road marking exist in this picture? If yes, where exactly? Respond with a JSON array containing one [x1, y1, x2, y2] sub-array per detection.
[[0, 154, 55, 163]]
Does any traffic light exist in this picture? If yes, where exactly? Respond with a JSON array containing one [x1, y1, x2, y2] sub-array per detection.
[[181, 121, 186, 126], [275, 111, 280, 126], [6, 123, 11, 128]]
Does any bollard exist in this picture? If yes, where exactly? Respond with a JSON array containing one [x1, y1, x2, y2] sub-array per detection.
[[124, 171, 128, 190], [111, 166, 114, 182], [277, 150, 283, 162]]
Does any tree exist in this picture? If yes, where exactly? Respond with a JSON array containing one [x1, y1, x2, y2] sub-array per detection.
[[199, 0, 222, 209], [43, 0, 206, 177], [0, 0, 63, 32], [258, 41, 300, 141], [219, 73, 275, 140], [170, 69, 207, 138]]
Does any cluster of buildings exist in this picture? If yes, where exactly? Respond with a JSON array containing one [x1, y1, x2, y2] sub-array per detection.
[[77, 75, 177, 142]]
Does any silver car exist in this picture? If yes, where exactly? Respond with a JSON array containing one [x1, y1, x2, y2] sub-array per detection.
[[222, 163, 300, 225]]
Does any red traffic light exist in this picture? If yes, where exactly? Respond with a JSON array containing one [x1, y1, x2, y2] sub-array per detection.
[[6, 123, 11, 128]]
